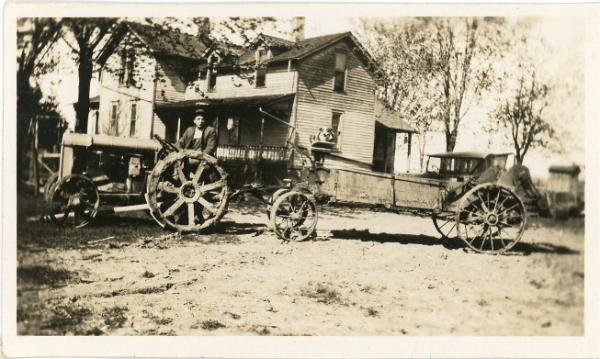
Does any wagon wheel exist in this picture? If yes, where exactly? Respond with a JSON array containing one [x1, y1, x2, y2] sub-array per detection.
[[455, 183, 526, 254], [146, 150, 229, 232], [46, 174, 99, 228], [432, 212, 458, 240], [270, 191, 318, 242]]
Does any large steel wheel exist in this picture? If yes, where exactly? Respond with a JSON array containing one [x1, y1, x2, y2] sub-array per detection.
[[455, 183, 526, 254], [432, 212, 458, 239], [269, 191, 318, 242], [44, 172, 59, 201], [146, 150, 229, 232], [46, 174, 99, 228]]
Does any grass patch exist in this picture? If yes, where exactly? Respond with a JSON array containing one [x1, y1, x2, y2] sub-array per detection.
[[43, 304, 92, 333], [301, 282, 345, 305], [365, 307, 379, 317], [103, 306, 128, 329], [18, 265, 74, 287], [201, 319, 226, 330], [142, 270, 155, 278]]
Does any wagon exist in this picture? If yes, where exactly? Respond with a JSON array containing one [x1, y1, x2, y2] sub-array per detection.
[[302, 149, 530, 254]]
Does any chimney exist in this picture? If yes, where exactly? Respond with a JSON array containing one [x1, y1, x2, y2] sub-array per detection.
[[195, 17, 211, 42], [291, 17, 305, 42]]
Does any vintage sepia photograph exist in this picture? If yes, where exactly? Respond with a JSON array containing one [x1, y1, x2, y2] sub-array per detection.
[[4, 2, 599, 356]]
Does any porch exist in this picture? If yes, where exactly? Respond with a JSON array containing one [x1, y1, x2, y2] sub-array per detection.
[[373, 101, 418, 174], [215, 144, 288, 162], [154, 94, 295, 185], [154, 94, 294, 162]]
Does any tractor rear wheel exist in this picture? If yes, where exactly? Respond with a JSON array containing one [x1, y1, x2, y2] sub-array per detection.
[[146, 150, 229, 232]]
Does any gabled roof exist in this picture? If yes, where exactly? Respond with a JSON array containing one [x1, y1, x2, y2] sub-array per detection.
[[125, 22, 209, 60], [253, 33, 295, 49], [374, 100, 418, 133], [236, 32, 378, 71], [269, 32, 351, 62], [98, 21, 209, 64]]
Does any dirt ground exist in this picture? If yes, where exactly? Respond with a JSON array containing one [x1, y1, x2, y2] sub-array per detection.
[[17, 196, 584, 336]]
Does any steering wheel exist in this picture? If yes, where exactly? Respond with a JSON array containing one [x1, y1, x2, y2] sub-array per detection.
[[153, 135, 179, 160], [154, 135, 179, 152]]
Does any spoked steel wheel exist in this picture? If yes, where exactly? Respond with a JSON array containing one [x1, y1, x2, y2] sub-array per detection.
[[46, 174, 99, 228], [44, 172, 59, 201], [269, 191, 318, 242], [432, 212, 458, 239], [146, 150, 229, 232], [455, 183, 526, 254]]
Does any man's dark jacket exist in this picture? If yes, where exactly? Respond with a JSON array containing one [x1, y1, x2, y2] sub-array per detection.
[[176, 126, 217, 155]]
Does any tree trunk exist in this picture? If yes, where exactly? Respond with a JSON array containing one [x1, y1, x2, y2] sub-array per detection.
[[75, 48, 93, 133], [17, 72, 35, 192], [445, 130, 457, 152]]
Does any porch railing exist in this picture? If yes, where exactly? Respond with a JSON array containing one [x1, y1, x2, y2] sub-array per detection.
[[216, 144, 288, 162]]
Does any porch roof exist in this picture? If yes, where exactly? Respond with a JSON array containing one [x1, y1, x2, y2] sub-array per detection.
[[374, 101, 418, 133], [155, 94, 295, 111]]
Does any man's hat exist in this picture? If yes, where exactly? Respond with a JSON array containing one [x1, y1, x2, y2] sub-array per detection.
[[195, 106, 207, 116]]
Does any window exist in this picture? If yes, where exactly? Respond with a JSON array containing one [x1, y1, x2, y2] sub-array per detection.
[[331, 111, 342, 148], [119, 50, 135, 87], [255, 48, 267, 87], [94, 110, 100, 134], [255, 67, 266, 87], [207, 68, 217, 92], [110, 102, 119, 135], [333, 52, 347, 92], [129, 102, 137, 137], [227, 117, 240, 144]]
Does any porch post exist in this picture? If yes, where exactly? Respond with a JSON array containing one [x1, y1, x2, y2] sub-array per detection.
[[259, 117, 265, 155], [176, 116, 181, 141], [407, 132, 412, 173]]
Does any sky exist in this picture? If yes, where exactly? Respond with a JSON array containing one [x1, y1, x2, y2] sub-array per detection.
[[37, 16, 586, 179]]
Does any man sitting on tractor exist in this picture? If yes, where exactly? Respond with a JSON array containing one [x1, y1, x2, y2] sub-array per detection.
[[176, 107, 217, 156]]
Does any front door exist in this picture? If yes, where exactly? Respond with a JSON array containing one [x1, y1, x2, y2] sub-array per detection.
[[385, 132, 396, 173]]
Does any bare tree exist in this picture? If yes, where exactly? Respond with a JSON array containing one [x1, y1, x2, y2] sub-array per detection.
[[357, 19, 440, 170], [60, 18, 118, 133], [427, 18, 501, 152], [17, 18, 62, 189], [492, 73, 553, 164], [358, 17, 502, 155]]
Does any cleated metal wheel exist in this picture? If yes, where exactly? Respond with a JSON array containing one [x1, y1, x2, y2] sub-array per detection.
[[266, 188, 290, 224], [146, 150, 229, 232], [46, 174, 99, 228], [44, 172, 59, 201], [432, 212, 458, 239], [455, 183, 526, 254], [269, 191, 318, 242]]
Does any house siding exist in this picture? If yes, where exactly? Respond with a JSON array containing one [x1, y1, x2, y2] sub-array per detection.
[[294, 39, 376, 170], [97, 35, 157, 140], [154, 59, 187, 103], [185, 70, 297, 100]]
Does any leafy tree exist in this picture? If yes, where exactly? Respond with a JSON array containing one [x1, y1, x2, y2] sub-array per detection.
[[491, 72, 552, 164]]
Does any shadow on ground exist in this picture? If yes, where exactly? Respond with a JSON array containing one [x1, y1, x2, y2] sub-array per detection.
[[329, 229, 580, 255]]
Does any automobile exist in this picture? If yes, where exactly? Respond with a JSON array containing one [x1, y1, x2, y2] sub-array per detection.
[[424, 151, 511, 182]]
